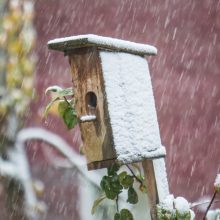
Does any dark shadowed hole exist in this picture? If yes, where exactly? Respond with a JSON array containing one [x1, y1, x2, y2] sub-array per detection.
[[85, 92, 97, 114]]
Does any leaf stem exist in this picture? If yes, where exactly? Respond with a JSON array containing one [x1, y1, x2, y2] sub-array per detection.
[[126, 164, 143, 185], [116, 195, 119, 212], [63, 96, 72, 107], [203, 191, 217, 220]]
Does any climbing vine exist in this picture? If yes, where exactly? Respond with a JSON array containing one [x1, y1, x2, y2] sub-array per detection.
[[92, 163, 147, 220]]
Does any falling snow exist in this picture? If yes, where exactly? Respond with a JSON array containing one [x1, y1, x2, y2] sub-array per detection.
[[0, 0, 219, 219]]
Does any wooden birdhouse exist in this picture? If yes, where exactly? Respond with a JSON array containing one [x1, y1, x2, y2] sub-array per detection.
[[48, 35, 166, 170]]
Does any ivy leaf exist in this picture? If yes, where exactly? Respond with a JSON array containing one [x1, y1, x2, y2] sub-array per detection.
[[100, 175, 122, 200], [107, 164, 120, 176], [44, 97, 59, 117], [119, 171, 127, 182], [120, 174, 134, 189], [114, 213, 121, 220], [100, 176, 110, 191], [91, 195, 106, 215], [110, 174, 123, 194], [58, 100, 69, 117], [100, 176, 117, 200], [120, 209, 134, 220], [127, 186, 138, 204], [63, 107, 78, 129]]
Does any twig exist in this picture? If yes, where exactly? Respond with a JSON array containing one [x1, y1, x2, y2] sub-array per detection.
[[190, 199, 220, 208], [203, 191, 217, 220], [126, 164, 143, 185]]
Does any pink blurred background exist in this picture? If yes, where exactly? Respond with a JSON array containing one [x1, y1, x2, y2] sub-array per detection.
[[16, 0, 220, 219]]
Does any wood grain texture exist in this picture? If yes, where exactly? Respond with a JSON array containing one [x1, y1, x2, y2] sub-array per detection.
[[69, 47, 116, 169], [142, 160, 159, 220]]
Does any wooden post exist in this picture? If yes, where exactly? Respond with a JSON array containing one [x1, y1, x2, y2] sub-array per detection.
[[142, 160, 158, 220], [142, 158, 170, 220]]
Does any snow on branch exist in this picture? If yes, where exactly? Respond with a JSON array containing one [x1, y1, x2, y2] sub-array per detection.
[[0, 127, 101, 219], [0, 158, 17, 177], [17, 127, 101, 186]]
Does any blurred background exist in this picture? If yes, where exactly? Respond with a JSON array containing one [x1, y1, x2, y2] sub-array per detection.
[[0, 0, 220, 219]]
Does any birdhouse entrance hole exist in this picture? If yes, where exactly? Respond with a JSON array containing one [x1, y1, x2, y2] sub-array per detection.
[[86, 91, 97, 115]]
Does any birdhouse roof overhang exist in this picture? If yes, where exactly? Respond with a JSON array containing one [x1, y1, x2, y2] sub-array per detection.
[[48, 34, 157, 56]]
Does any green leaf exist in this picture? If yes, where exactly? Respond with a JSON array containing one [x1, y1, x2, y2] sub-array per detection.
[[105, 189, 117, 200], [44, 97, 59, 117], [120, 175, 134, 189], [91, 195, 106, 215], [120, 209, 134, 220], [176, 210, 191, 220], [119, 171, 127, 183], [100, 176, 117, 200], [114, 213, 121, 220], [100, 175, 122, 200], [157, 205, 177, 220], [110, 174, 123, 194], [100, 176, 110, 191], [63, 107, 78, 129], [58, 100, 69, 117], [107, 164, 120, 176], [127, 186, 138, 204]]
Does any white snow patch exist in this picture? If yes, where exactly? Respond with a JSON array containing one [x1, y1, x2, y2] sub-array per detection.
[[45, 85, 62, 94], [153, 158, 170, 201], [160, 194, 174, 212], [207, 209, 220, 220], [159, 195, 194, 219], [100, 51, 165, 163], [174, 197, 190, 214], [190, 210, 195, 220], [48, 34, 157, 55], [80, 115, 96, 122], [214, 173, 220, 189]]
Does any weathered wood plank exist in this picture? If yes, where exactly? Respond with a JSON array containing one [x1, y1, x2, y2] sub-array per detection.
[[69, 47, 116, 168], [142, 160, 159, 220]]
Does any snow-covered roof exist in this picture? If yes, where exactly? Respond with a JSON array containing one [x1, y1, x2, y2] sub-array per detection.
[[48, 34, 157, 56], [100, 51, 165, 163]]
